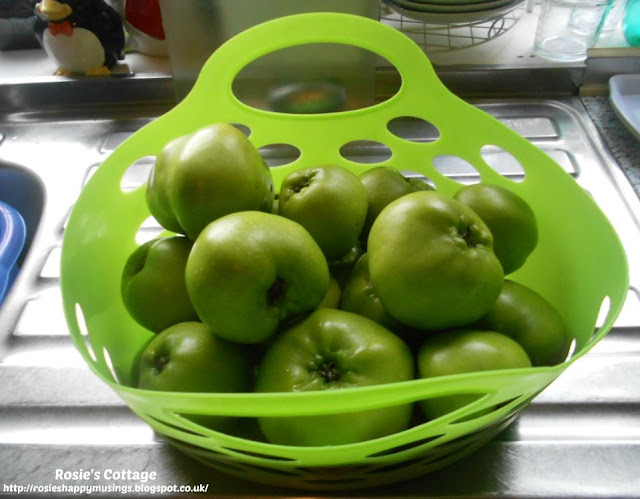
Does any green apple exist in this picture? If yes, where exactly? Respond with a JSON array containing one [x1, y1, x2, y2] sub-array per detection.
[[271, 193, 280, 214], [368, 191, 504, 331], [359, 166, 433, 240], [418, 328, 531, 420], [146, 123, 274, 239], [185, 211, 330, 344], [278, 165, 368, 261], [476, 279, 570, 366], [340, 253, 402, 332], [328, 240, 365, 290], [145, 135, 188, 234], [407, 177, 433, 191], [121, 236, 198, 333], [137, 321, 253, 431], [453, 183, 538, 274], [255, 308, 414, 446], [317, 275, 341, 309], [129, 335, 154, 387]]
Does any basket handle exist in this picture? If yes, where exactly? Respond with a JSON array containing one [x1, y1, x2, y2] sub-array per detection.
[[184, 12, 449, 118]]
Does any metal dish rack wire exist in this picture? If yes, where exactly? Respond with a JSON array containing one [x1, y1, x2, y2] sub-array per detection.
[[380, 2, 526, 53]]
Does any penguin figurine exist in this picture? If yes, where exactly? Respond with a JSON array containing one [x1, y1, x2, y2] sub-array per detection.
[[33, 0, 125, 75]]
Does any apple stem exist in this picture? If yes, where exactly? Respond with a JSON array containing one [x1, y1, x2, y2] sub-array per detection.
[[317, 361, 341, 383], [153, 354, 170, 374], [267, 278, 286, 306], [293, 179, 310, 193], [460, 224, 477, 248]]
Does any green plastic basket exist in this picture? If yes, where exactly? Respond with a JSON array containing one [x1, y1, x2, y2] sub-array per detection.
[[61, 13, 629, 490]]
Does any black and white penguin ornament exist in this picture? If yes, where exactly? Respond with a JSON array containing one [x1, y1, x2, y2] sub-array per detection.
[[33, 0, 125, 75]]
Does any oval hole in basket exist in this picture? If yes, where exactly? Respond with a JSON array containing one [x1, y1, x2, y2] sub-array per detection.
[[480, 145, 526, 182], [241, 463, 300, 477], [75, 303, 95, 360], [139, 214, 162, 229], [207, 460, 249, 475], [165, 437, 251, 473], [147, 415, 211, 437], [296, 464, 370, 474], [366, 434, 444, 458], [222, 447, 296, 462], [102, 347, 119, 384], [432, 155, 481, 184], [170, 448, 248, 474], [231, 123, 251, 137], [135, 217, 165, 245], [340, 140, 392, 164], [595, 295, 612, 329], [496, 395, 526, 411], [565, 337, 578, 360], [432, 430, 484, 454], [420, 422, 509, 469], [365, 456, 425, 475], [303, 477, 368, 486], [121, 156, 155, 193], [258, 143, 301, 167], [232, 43, 399, 114], [402, 170, 436, 190], [165, 437, 227, 457], [387, 117, 440, 143], [448, 405, 496, 426]]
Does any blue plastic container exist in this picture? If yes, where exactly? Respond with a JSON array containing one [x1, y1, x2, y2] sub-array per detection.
[[0, 200, 26, 305]]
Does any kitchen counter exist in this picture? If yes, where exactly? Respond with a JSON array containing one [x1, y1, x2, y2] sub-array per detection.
[[582, 96, 640, 198], [0, 47, 171, 77]]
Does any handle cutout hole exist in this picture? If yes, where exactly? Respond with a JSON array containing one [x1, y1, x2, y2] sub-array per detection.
[[387, 117, 440, 143], [259, 143, 301, 167], [480, 145, 526, 182], [432, 155, 480, 184], [340, 140, 392, 164], [232, 44, 396, 114]]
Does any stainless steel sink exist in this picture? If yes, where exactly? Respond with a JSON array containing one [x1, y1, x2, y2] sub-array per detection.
[[1, 75, 639, 497]]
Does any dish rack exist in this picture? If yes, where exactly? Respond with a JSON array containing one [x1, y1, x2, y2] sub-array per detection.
[[380, 1, 526, 53]]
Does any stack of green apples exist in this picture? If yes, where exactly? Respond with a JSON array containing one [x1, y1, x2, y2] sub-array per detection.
[[121, 123, 571, 447]]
